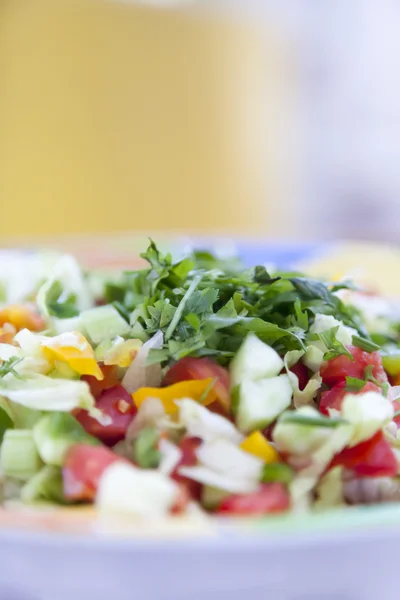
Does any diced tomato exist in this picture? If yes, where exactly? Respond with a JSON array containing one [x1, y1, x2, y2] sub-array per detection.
[[331, 430, 398, 477], [171, 436, 203, 501], [217, 483, 290, 516], [74, 385, 136, 446], [81, 364, 119, 398], [290, 362, 309, 391], [63, 444, 123, 501], [162, 357, 231, 412], [320, 345, 387, 386], [319, 381, 381, 415], [170, 484, 191, 515], [393, 400, 400, 426]]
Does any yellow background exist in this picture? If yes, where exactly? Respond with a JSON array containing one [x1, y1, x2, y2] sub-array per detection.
[[0, 0, 288, 238]]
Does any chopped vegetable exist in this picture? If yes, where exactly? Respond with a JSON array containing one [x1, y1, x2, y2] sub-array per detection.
[[0, 239, 398, 518], [240, 431, 280, 463], [62, 444, 123, 501], [0, 430, 42, 481], [74, 385, 136, 446], [33, 412, 100, 466], [42, 332, 103, 380], [217, 483, 290, 515], [132, 378, 217, 414], [236, 375, 293, 433]]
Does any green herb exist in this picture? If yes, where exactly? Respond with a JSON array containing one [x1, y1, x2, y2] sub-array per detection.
[[133, 427, 161, 469], [290, 298, 308, 330], [198, 378, 217, 405], [279, 411, 347, 428], [185, 313, 201, 332], [311, 326, 353, 361], [112, 300, 131, 323], [98, 241, 369, 369], [165, 275, 202, 340], [289, 277, 334, 305], [42, 280, 79, 319], [253, 265, 280, 285], [261, 462, 294, 485], [363, 365, 389, 397], [0, 408, 13, 444], [352, 335, 380, 353], [0, 357, 23, 380], [345, 376, 367, 392], [345, 367, 389, 396]]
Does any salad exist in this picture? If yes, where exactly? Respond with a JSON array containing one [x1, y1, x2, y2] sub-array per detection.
[[0, 241, 400, 518]]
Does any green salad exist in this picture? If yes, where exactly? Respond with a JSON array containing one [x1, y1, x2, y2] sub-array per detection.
[[0, 241, 399, 517]]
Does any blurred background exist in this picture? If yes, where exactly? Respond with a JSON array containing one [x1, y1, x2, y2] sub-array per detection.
[[0, 0, 399, 244]]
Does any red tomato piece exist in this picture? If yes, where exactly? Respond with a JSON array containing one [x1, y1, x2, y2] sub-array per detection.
[[393, 400, 400, 426], [82, 364, 119, 398], [171, 436, 203, 501], [217, 483, 290, 516], [74, 384, 136, 446], [170, 484, 191, 515], [162, 357, 231, 412], [63, 444, 123, 502], [320, 345, 387, 386], [319, 381, 381, 415], [331, 430, 398, 477]]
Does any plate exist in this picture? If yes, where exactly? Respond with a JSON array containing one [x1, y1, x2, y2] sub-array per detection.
[[0, 237, 399, 600]]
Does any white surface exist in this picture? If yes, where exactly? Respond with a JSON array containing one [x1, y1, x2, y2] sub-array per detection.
[[0, 524, 398, 600]]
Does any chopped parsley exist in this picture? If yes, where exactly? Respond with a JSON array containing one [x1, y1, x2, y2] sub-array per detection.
[[102, 240, 372, 369]]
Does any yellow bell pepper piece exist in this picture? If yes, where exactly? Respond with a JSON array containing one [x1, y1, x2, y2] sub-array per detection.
[[0, 304, 45, 332], [42, 332, 104, 380], [132, 378, 216, 414], [240, 431, 280, 464], [103, 338, 143, 368]]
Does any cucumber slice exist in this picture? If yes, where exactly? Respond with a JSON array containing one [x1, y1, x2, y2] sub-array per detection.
[[80, 305, 130, 344], [230, 333, 284, 387], [33, 412, 99, 467], [237, 374, 293, 433], [0, 430, 43, 481]]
